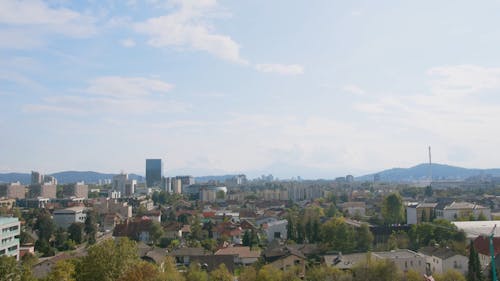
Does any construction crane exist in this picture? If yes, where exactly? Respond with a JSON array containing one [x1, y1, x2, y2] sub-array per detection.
[[490, 225, 498, 281]]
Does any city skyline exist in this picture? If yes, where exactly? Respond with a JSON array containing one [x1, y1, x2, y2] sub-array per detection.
[[2, 1, 500, 178]]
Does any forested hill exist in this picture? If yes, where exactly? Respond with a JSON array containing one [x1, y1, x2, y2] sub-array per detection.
[[357, 163, 500, 182]]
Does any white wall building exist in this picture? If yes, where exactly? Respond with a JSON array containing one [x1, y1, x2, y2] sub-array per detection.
[[0, 217, 20, 260], [265, 219, 288, 242], [53, 207, 87, 228], [418, 246, 468, 275]]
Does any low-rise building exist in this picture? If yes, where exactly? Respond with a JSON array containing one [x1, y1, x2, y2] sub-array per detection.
[[215, 246, 261, 265], [53, 207, 87, 228], [328, 249, 427, 275], [418, 246, 468, 275], [340, 202, 366, 217], [436, 201, 491, 221], [407, 203, 438, 224], [264, 219, 288, 242], [0, 217, 20, 260]]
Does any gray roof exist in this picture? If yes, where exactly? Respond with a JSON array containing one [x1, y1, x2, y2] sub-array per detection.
[[418, 246, 464, 260]]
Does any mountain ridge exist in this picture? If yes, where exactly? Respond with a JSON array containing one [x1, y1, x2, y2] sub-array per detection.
[[356, 163, 500, 182]]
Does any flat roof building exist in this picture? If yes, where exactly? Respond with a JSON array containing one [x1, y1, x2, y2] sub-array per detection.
[[146, 159, 163, 187], [0, 217, 20, 260]]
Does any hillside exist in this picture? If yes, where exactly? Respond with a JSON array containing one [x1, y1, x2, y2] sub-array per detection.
[[357, 163, 500, 182]]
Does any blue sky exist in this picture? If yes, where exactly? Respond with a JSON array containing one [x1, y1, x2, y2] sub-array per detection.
[[2, 0, 500, 179]]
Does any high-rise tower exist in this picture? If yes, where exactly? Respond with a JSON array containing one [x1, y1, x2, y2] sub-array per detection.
[[146, 159, 163, 187]]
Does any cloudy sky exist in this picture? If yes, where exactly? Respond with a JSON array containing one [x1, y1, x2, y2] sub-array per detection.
[[2, 0, 500, 179]]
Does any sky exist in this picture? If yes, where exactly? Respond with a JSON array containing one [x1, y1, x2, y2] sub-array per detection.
[[2, 0, 500, 179]]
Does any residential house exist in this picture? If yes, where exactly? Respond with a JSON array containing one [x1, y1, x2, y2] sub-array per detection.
[[418, 246, 468, 275], [407, 203, 438, 224], [264, 219, 287, 242], [328, 249, 427, 275], [473, 236, 500, 270], [340, 202, 366, 217], [262, 244, 306, 277], [436, 201, 491, 221], [215, 246, 261, 265]]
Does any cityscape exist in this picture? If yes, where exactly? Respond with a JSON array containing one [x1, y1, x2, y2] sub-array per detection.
[[2, 158, 500, 281], [2, 1, 500, 281]]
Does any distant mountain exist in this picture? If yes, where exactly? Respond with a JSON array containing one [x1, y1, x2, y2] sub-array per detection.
[[357, 163, 500, 182], [0, 173, 31, 185], [0, 171, 144, 185]]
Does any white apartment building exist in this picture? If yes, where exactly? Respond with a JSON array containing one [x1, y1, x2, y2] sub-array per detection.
[[0, 217, 20, 260]]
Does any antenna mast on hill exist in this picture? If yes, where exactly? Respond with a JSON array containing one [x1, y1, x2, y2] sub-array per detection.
[[428, 146, 432, 185]]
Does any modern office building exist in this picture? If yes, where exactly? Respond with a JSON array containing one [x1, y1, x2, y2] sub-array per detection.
[[146, 159, 163, 187], [0, 217, 20, 260]]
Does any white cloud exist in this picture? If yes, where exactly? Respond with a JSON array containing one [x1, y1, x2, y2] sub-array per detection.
[[0, 0, 96, 48], [134, 0, 247, 64], [342, 84, 365, 96], [85, 76, 173, 98], [23, 76, 186, 115], [120, 38, 136, 47], [254, 63, 304, 75], [427, 65, 500, 96]]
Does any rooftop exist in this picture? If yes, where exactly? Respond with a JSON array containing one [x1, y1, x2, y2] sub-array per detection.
[[0, 216, 19, 225]]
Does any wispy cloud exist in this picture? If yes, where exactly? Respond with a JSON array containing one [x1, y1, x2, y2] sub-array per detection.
[[85, 76, 173, 98], [23, 76, 187, 115], [428, 65, 500, 96], [0, 0, 96, 48], [120, 38, 136, 47], [134, 0, 247, 64], [254, 63, 304, 75], [342, 84, 365, 96]]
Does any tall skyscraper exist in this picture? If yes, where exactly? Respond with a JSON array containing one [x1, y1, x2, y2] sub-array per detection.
[[146, 159, 163, 187]]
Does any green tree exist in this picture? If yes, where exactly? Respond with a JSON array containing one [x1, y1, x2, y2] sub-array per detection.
[[238, 266, 257, 281], [381, 193, 404, 225], [84, 210, 98, 245], [0, 255, 20, 281], [467, 240, 483, 281], [45, 260, 76, 281], [68, 222, 85, 244], [76, 237, 139, 281], [116, 261, 159, 281], [256, 265, 283, 281], [405, 269, 422, 281], [243, 230, 251, 246], [185, 263, 208, 281], [306, 265, 352, 281], [352, 257, 401, 281], [149, 221, 164, 245], [35, 212, 56, 241], [209, 264, 233, 281], [160, 256, 185, 281], [355, 223, 373, 252], [320, 217, 355, 253], [435, 270, 466, 281], [477, 212, 487, 221]]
